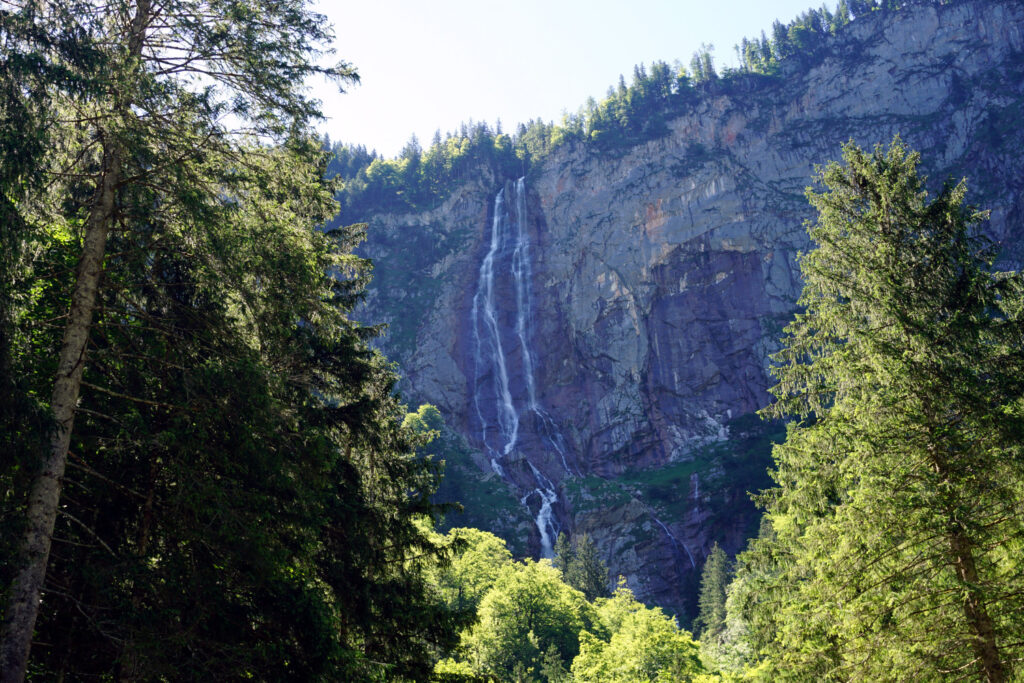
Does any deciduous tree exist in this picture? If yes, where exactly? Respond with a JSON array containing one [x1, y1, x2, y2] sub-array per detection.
[[463, 560, 600, 679], [571, 580, 703, 682]]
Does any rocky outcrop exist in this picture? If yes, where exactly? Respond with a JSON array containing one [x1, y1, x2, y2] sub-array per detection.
[[354, 0, 1024, 616]]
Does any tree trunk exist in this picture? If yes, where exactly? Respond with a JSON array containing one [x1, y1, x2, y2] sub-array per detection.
[[924, 411, 1006, 683], [0, 142, 122, 683], [0, 4, 151, 678], [949, 530, 1005, 683]]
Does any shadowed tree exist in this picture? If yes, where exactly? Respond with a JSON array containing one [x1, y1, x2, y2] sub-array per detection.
[[0, 1, 463, 680], [693, 542, 730, 643], [555, 533, 610, 601]]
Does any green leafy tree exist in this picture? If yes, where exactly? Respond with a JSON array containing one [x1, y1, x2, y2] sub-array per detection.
[[689, 43, 717, 83], [563, 534, 611, 601], [403, 403, 446, 454], [571, 580, 704, 682], [539, 644, 570, 682], [756, 138, 1024, 680], [849, 0, 876, 16], [832, 0, 852, 31], [433, 527, 514, 614], [462, 560, 601, 680], [0, 2, 106, 626], [8, 136, 461, 681], [708, 517, 781, 676], [553, 532, 573, 574], [0, 2, 463, 680], [0, 2, 355, 676]]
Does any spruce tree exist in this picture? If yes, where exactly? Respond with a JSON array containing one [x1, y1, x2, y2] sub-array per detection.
[[693, 542, 730, 642], [758, 138, 1024, 681], [563, 534, 610, 601], [553, 532, 573, 575]]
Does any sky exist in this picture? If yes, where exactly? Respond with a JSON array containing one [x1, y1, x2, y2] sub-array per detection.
[[312, 0, 823, 158]]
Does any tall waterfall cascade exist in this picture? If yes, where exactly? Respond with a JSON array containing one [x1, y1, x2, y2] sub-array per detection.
[[470, 178, 572, 557]]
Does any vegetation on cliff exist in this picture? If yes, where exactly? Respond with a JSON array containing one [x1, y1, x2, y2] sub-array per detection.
[[3, 0, 1021, 681], [409, 137, 1024, 682], [326, 0, 970, 226]]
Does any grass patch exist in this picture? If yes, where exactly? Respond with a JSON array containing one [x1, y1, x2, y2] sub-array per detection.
[[617, 413, 783, 525], [564, 475, 633, 513]]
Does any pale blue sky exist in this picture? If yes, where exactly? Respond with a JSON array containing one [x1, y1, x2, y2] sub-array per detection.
[[313, 1, 825, 157]]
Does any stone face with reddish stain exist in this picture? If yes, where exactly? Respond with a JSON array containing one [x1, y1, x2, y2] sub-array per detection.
[[353, 0, 1024, 615]]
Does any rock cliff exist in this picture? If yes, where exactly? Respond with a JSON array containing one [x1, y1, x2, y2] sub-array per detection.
[[351, 0, 1024, 616]]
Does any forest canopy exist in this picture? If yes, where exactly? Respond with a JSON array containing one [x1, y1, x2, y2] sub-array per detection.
[[0, 2, 461, 680], [713, 138, 1024, 681], [325, 0, 966, 226]]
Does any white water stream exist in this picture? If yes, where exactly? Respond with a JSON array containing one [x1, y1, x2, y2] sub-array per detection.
[[470, 178, 569, 557], [469, 179, 696, 570], [471, 187, 519, 473], [652, 514, 696, 569]]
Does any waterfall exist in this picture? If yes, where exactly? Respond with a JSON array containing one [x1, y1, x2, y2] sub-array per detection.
[[471, 188, 519, 470], [507, 179, 579, 478], [521, 463, 559, 558], [511, 181, 537, 410], [467, 179, 693, 566], [652, 515, 696, 569], [470, 178, 572, 557]]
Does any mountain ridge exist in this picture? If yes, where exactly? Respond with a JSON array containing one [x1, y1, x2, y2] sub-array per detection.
[[347, 0, 1024, 616]]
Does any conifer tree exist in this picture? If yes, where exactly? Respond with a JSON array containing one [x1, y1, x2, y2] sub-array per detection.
[[553, 532, 573, 574], [0, 2, 459, 680], [758, 138, 1024, 681], [693, 542, 730, 642], [558, 534, 609, 601]]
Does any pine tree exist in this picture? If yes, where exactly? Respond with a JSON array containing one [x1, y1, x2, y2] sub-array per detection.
[[849, 0, 875, 17], [693, 542, 730, 642], [758, 138, 1024, 680], [553, 532, 573, 574], [833, 0, 852, 31], [0, 12, 102, 666], [562, 534, 610, 601]]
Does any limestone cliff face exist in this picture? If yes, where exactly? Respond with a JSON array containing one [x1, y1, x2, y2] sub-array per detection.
[[354, 0, 1024, 615]]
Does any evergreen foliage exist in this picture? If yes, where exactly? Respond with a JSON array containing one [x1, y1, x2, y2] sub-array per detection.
[[553, 533, 573, 575], [0, 2, 461, 679], [2, 2, 1011, 681], [327, 0, 969, 223], [0, 2, 106, 613], [692, 543, 730, 643], [326, 122, 525, 227], [554, 533, 611, 602], [730, 138, 1024, 680]]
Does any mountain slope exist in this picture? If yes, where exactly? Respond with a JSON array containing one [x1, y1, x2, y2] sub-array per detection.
[[348, 0, 1024, 615]]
